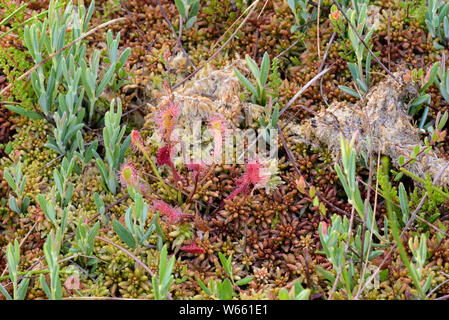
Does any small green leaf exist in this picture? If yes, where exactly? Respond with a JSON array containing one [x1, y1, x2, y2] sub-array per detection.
[[413, 145, 420, 156], [96, 63, 116, 97], [39, 274, 52, 299], [0, 283, 12, 300], [379, 269, 389, 282], [17, 276, 30, 300], [218, 278, 233, 300], [185, 16, 197, 29], [218, 252, 232, 278], [278, 288, 289, 300], [245, 55, 261, 85], [5, 105, 43, 120], [438, 111, 448, 131], [21, 196, 30, 213], [235, 276, 253, 286], [271, 104, 279, 127], [94, 193, 105, 215], [234, 68, 258, 98], [398, 183, 410, 223], [112, 220, 136, 249], [197, 278, 211, 296], [259, 52, 270, 87], [338, 85, 360, 98], [174, 0, 186, 18], [190, 1, 200, 18], [8, 197, 20, 214], [3, 170, 16, 191], [411, 94, 430, 108]]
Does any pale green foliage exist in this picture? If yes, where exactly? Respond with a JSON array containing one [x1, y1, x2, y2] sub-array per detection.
[[334, 134, 380, 238], [380, 157, 430, 300], [106, 30, 131, 92], [152, 244, 175, 300], [316, 214, 383, 298], [436, 62, 449, 105], [0, 240, 30, 300], [112, 189, 160, 250], [40, 233, 63, 300], [52, 155, 75, 208], [94, 98, 131, 194], [11, 0, 130, 156], [197, 277, 234, 300], [425, 0, 449, 49], [174, 0, 200, 29], [278, 280, 310, 300], [197, 253, 252, 300], [37, 203, 68, 300], [36, 194, 69, 238], [235, 52, 270, 107], [4, 159, 29, 214], [287, 0, 316, 33], [409, 62, 438, 129], [234, 52, 282, 144], [71, 217, 100, 256], [408, 234, 433, 296], [338, 1, 374, 98], [73, 131, 98, 171]]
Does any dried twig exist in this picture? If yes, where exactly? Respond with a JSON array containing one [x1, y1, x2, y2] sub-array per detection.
[[328, 206, 355, 300], [279, 67, 330, 116]]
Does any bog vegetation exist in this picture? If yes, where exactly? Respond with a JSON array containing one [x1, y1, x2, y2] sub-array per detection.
[[0, 0, 449, 300]]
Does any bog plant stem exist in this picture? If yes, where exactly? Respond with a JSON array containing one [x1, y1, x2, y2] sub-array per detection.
[[399, 167, 449, 200], [140, 147, 177, 201], [382, 159, 425, 299]]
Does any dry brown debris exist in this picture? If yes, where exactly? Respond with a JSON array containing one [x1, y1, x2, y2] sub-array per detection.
[[297, 70, 449, 187], [146, 59, 264, 129]]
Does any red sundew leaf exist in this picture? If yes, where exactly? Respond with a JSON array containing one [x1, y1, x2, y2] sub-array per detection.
[[155, 100, 180, 142], [131, 130, 145, 152], [153, 199, 184, 224], [157, 145, 182, 182], [157, 145, 172, 166], [180, 243, 206, 255]]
